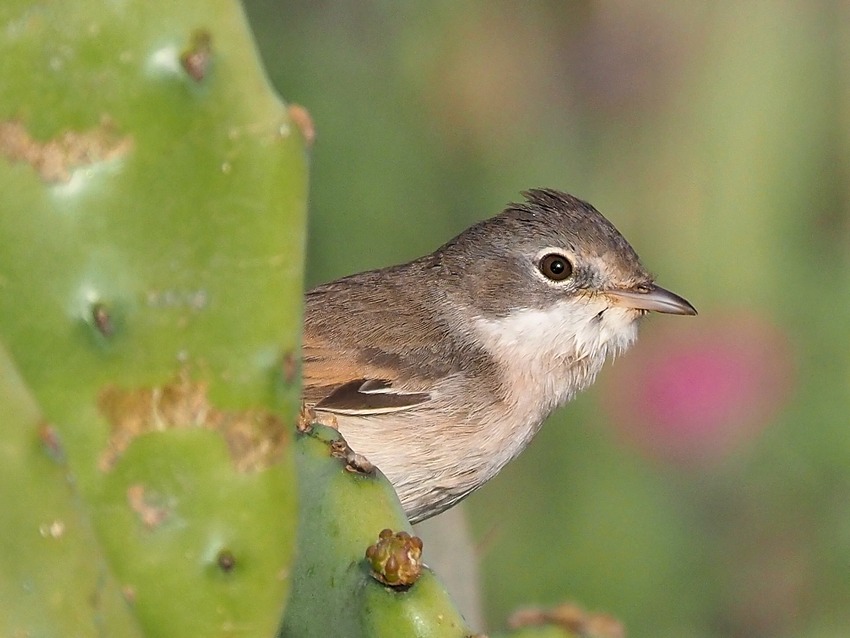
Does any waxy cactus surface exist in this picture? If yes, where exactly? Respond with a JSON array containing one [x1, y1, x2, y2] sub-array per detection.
[[0, 1, 307, 636]]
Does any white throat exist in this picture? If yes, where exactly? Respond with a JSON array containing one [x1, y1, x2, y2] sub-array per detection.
[[472, 297, 639, 468]]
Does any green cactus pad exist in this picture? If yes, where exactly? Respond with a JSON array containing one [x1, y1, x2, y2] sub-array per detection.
[[0, 1, 307, 636], [0, 345, 145, 637], [280, 424, 472, 637]]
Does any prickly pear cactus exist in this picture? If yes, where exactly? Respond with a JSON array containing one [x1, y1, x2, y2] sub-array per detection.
[[0, 1, 307, 636], [492, 602, 625, 638], [279, 423, 473, 637], [492, 629, 578, 638]]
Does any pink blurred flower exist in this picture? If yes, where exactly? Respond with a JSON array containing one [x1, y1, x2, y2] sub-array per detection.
[[603, 311, 795, 465]]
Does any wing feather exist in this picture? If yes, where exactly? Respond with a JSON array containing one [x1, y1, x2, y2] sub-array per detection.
[[302, 336, 431, 416]]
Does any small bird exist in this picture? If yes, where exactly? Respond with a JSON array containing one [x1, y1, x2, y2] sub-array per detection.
[[302, 189, 696, 523]]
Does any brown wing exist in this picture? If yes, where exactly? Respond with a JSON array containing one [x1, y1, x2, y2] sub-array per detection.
[[302, 335, 431, 416], [301, 265, 465, 416]]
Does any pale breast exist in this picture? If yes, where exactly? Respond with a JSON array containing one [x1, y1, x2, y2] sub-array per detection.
[[470, 298, 640, 469]]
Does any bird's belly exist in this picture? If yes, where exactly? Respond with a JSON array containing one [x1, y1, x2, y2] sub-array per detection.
[[320, 400, 548, 523]]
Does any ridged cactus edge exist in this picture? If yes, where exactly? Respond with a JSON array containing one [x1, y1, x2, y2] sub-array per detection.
[[279, 423, 473, 637]]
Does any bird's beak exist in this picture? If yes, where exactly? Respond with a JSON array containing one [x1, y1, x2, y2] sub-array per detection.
[[606, 284, 697, 316]]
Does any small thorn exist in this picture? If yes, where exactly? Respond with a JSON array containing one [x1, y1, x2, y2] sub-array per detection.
[[91, 302, 114, 337], [180, 30, 213, 82], [216, 549, 236, 573]]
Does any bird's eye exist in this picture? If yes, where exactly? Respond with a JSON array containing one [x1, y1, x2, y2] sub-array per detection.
[[538, 253, 573, 281]]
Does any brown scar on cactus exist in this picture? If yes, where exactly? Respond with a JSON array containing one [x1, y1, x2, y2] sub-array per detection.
[[121, 585, 137, 605], [287, 104, 315, 148], [280, 350, 298, 385], [329, 437, 375, 475], [126, 484, 171, 529], [296, 403, 315, 433], [180, 29, 213, 82], [365, 528, 424, 588], [0, 117, 133, 183], [98, 369, 287, 472], [37, 422, 65, 462], [508, 602, 626, 638]]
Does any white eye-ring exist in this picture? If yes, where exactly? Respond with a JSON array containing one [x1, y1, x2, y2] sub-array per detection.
[[535, 248, 574, 283]]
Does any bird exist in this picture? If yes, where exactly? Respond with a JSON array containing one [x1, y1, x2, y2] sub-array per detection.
[[301, 188, 696, 523]]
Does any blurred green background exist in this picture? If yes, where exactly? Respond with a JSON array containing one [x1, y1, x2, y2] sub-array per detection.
[[243, 2, 849, 636]]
